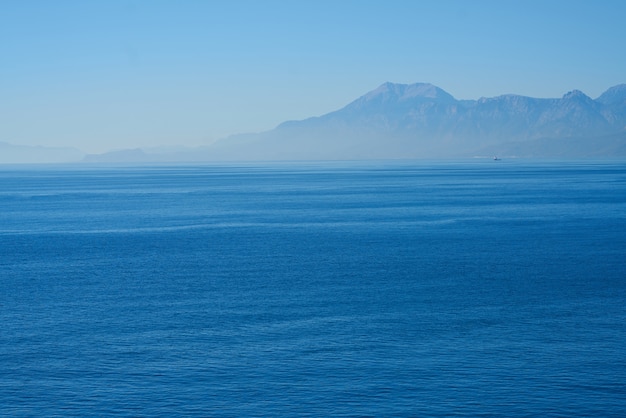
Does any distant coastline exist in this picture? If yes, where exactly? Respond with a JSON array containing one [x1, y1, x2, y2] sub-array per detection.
[[3, 83, 626, 164]]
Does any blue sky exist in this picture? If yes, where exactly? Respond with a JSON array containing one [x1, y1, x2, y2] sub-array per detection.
[[2, 0, 625, 152]]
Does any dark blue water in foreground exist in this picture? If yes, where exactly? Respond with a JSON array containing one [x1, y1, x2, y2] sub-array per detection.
[[1, 160, 625, 416]]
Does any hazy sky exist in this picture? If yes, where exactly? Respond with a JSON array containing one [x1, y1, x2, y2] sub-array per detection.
[[2, 0, 625, 152]]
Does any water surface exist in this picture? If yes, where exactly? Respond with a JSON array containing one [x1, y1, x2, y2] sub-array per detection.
[[1, 160, 625, 416]]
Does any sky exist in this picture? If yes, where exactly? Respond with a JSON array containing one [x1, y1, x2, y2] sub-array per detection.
[[1, 0, 625, 153]]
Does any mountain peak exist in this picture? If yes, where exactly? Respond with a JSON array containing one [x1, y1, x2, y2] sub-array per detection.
[[562, 89, 591, 101], [360, 82, 456, 104], [596, 84, 626, 105]]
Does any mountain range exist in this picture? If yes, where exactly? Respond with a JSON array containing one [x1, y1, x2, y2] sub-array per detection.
[[4, 82, 626, 163], [207, 82, 626, 160]]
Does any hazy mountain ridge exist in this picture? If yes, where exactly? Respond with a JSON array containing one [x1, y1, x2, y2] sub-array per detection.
[[212, 82, 626, 159], [4, 82, 626, 163]]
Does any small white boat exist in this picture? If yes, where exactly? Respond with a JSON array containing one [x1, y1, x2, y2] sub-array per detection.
[[493, 156, 501, 161]]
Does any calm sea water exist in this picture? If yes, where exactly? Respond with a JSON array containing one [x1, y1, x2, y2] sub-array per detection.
[[1, 160, 625, 416]]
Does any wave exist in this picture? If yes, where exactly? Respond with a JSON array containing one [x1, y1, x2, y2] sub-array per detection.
[[0, 218, 464, 236]]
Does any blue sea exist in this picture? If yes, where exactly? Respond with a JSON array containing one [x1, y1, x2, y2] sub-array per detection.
[[1, 160, 625, 416]]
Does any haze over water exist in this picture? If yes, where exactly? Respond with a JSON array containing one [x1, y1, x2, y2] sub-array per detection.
[[3, 2, 626, 415], [2, 1, 625, 153]]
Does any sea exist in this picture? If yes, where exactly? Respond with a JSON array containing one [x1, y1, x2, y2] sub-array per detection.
[[1, 160, 625, 417]]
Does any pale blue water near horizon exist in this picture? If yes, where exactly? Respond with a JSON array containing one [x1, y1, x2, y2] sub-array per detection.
[[1, 160, 625, 416]]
